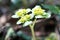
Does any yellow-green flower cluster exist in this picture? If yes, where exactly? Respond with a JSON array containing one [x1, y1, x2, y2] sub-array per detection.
[[12, 5, 51, 26], [15, 9, 28, 17], [32, 6, 45, 15], [18, 15, 31, 23]]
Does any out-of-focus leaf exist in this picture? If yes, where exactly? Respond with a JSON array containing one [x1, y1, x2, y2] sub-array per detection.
[[17, 31, 23, 36], [45, 33, 57, 40], [38, 0, 45, 2], [17, 31, 31, 40], [57, 5, 60, 9], [11, 0, 21, 4], [22, 33, 31, 40], [10, 0, 23, 10], [42, 4, 60, 15], [5, 28, 16, 39]]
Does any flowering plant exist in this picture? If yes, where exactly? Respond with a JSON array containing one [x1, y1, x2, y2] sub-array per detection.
[[12, 5, 51, 40]]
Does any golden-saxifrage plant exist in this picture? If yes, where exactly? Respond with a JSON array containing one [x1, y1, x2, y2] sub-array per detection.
[[12, 5, 51, 40]]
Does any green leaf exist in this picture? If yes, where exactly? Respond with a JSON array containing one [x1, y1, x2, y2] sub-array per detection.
[[5, 28, 16, 39], [17, 31, 23, 36], [45, 33, 57, 40], [11, 0, 21, 4], [22, 34, 31, 40], [42, 4, 60, 15], [17, 31, 31, 40]]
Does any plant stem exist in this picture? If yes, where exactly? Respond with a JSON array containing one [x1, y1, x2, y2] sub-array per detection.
[[30, 26, 35, 40], [29, 19, 36, 40]]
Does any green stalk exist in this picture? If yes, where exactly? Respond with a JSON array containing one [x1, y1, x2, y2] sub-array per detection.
[[29, 19, 36, 40]]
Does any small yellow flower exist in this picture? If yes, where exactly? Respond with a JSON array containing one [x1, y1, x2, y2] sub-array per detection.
[[18, 15, 31, 23], [15, 9, 27, 17], [32, 6, 45, 15], [19, 17, 27, 23], [16, 12, 23, 17], [25, 15, 31, 20]]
